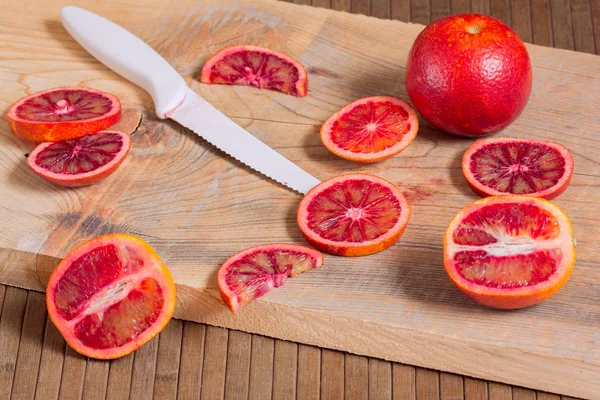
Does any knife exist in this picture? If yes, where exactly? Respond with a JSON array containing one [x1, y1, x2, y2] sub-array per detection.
[[60, 6, 320, 194]]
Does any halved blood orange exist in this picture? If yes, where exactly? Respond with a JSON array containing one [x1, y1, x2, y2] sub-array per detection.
[[7, 87, 121, 142], [27, 130, 131, 187], [462, 137, 574, 199], [297, 174, 411, 256], [320, 96, 419, 163], [217, 244, 323, 312], [444, 195, 576, 309], [46, 234, 176, 359], [200, 45, 308, 97]]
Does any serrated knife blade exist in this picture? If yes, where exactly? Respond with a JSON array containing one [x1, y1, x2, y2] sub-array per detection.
[[61, 6, 320, 194], [169, 88, 320, 194]]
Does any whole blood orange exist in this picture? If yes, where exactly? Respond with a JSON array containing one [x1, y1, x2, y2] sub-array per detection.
[[46, 234, 176, 359], [217, 244, 323, 312], [297, 174, 411, 256], [200, 45, 308, 97], [444, 196, 575, 309], [27, 130, 131, 187], [320, 96, 419, 163], [405, 14, 532, 137], [7, 87, 121, 142], [462, 137, 574, 199]]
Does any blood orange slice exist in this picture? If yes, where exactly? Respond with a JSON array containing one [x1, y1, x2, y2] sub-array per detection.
[[7, 87, 121, 142], [444, 195, 576, 309], [27, 130, 131, 187], [46, 234, 176, 359], [462, 137, 574, 199], [320, 96, 419, 163], [200, 45, 308, 97], [297, 174, 411, 256], [217, 244, 323, 312]]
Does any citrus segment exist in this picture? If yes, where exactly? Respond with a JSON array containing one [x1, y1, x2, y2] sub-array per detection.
[[462, 137, 574, 199], [444, 196, 575, 309], [7, 87, 121, 142], [27, 130, 131, 187], [297, 174, 411, 256], [46, 234, 176, 359], [200, 45, 308, 97], [217, 244, 323, 312], [321, 96, 419, 163]]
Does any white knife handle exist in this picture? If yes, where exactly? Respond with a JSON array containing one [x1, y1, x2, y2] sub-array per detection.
[[61, 6, 187, 118]]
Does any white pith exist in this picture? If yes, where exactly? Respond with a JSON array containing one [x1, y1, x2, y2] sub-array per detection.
[[452, 226, 570, 257], [63, 270, 158, 328], [445, 197, 575, 295], [346, 208, 364, 220]]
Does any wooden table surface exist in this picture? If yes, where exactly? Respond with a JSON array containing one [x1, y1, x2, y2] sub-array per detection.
[[1, 0, 598, 399]]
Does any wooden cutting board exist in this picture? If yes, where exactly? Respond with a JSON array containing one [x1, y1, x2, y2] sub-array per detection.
[[1, 0, 599, 397]]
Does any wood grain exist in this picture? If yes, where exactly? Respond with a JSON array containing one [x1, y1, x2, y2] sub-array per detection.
[[345, 354, 369, 399], [537, 392, 561, 400], [530, 0, 554, 46], [11, 291, 46, 400], [58, 346, 87, 400], [313, 0, 332, 8], [129, 336, 159, 400], [464, 377, 488, 399], [391, 0, 410, 21], [0, 285, 5, 319], [332, 0, 352, 12], [224, 330, 251, 400], [392, 364, 416, 399], [451, 0, 471, 13], [200, 326, 228, 400], [321, 349, 344, 400], [82, 359, 110, 400], [551, 0, 576, 49], [272, 340, 298, 400], [490, 0, 512, 24], [411, 0, 431, 23], [371, 0, 391, 18], [489, 382, 512, 400], [177, 322, 205, 400], [471, 0, 491, 14], [440, 372, 464, 400], [592, 0, 600, 54], [416, 368, 440, 400], [369, 359, 393, 400], [0, 0, 599, 398], [249, 335, 274, 400], [297, 345, 321, 400], [570, 0, 596, 53], [0, 287, 27, 399], [154, 320, 183, 399], [352, 0, 371, 14], [431, 0, 451, 21], [105, 353, 134, 400], [510, 0, 533, 42], [513, 386, 537, 399], [35, 319, 66, 400]]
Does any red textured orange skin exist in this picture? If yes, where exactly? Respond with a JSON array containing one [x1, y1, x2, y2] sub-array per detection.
[[405, 14, 532, 137]]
